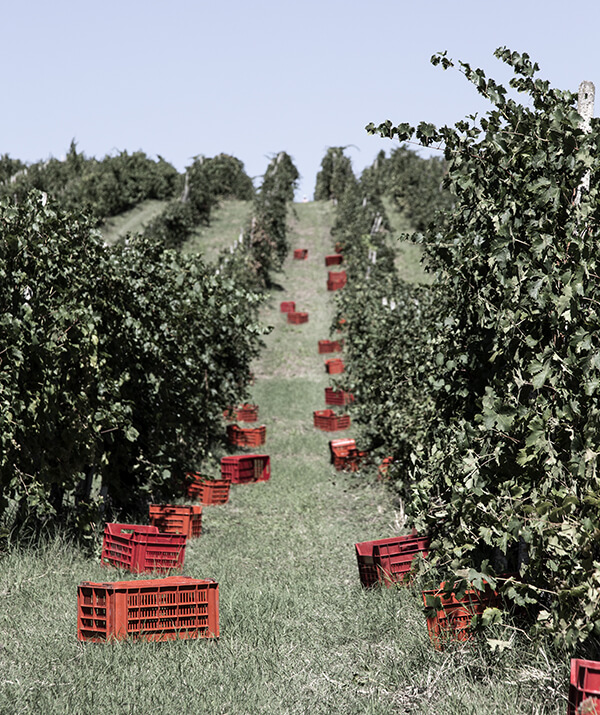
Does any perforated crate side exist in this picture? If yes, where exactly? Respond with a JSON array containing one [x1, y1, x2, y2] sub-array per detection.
[[221, 454, 270, 484], [422, 585, 498, 650], [355, 535, 426, 588], [313, 410, 350, 431], [568, 659, 600, 715], [186, 474, 231, 505], [373, 537, 430, 586], [325, 387, 344, 405], [235, 403, 259, 422], [355, 541, 379, 588], [77, 577, 219, 642], [149, 504, 203, 538], [102, 523, 186, 574]]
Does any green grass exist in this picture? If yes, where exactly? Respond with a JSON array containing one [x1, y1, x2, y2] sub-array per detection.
[[0, 200, 569, 714], [98, 199, 168, 244], [383, 197, 433, 286], [182, 199, 252, 263]]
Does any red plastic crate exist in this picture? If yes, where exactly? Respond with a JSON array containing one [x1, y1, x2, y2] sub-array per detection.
[[77, 576, 219, 643], [235, 403, 259, 422], [327, 270, 347, 291], [280, 301, 296, 313], [334, 242, 344, 253], [324, 387, 354, 405], [329, 438, 368, 472], [186, 473, 231, 505], [221, 454, 270, 484], [223, 403, 259, 422], [355, 534, 430, 588], [318, 339, 343, 354], [313, 409, 351, 432], [378, 456, 394, 480], [226, 424, 266, 447], [293, 248, 308, 259], [422, 583, 499, 650], [149, 504, 202, 538], [325, 254, 343, 266], [101, 523, 186, 574], [569, 659, 600, 715], [325, 358, 345, 374], [287, 311, 309, 324]]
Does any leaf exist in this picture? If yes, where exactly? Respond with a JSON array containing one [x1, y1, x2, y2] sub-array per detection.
[[486, 637, 512, 652]]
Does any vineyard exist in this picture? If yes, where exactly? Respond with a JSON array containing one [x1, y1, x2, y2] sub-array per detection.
[[1, 47, 600, 714]]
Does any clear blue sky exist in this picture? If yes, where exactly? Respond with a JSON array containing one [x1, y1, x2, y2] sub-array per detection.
[[2, 0, 598, 200]]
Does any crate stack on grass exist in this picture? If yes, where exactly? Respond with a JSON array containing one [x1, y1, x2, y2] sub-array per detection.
[[327, 270, 347, 291], [280, 298, 309, 324], [80, 517, 221, 643], [293, 248, 308, 260], [225, 402, 267, 448]]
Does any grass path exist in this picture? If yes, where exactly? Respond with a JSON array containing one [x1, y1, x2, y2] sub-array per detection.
[[0, 202, 566, 714]]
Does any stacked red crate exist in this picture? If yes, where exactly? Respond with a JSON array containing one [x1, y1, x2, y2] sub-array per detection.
[[101, 523, 186, 574]]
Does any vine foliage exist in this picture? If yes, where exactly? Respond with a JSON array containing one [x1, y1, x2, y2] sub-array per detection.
[[0, 192, 265, 541], [363, 48, 600, 647]]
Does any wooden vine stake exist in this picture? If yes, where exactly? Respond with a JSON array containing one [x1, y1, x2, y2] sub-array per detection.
[[576, 80, 595, 204]]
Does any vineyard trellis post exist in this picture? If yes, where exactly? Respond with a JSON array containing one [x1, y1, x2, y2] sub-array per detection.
[[576, 80, 595, 202]]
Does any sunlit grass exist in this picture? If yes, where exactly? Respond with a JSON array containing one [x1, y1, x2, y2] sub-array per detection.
[[0, 199, 568, 714], [182, 199, 252, 263], [98, 199, 168, 244]]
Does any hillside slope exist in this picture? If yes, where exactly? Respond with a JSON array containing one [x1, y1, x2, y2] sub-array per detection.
[[0, 200, 565, 714]]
